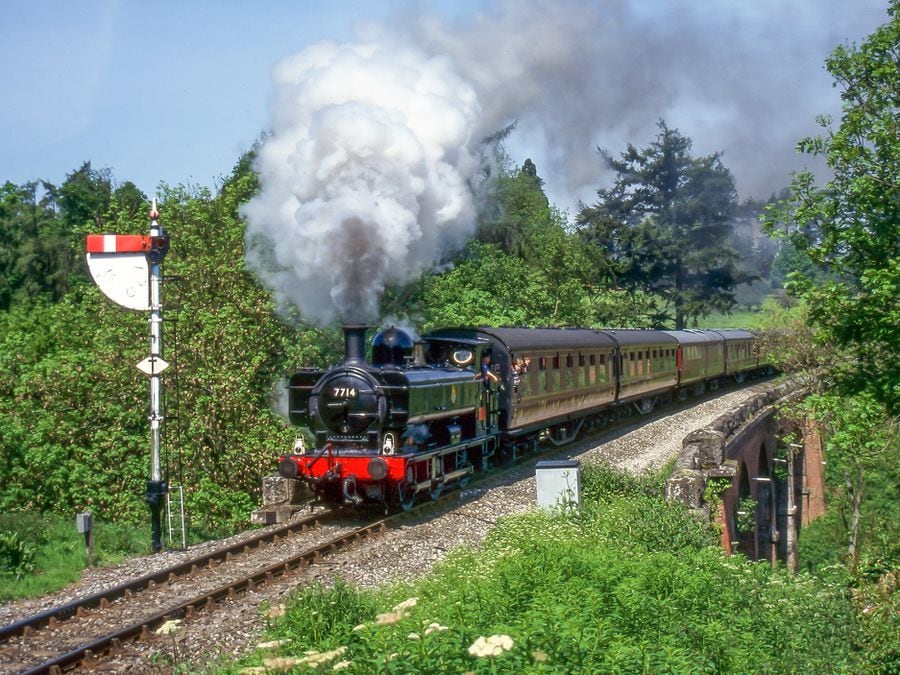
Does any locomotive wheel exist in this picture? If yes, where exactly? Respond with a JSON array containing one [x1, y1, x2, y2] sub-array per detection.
[[398, 482, 415, 512]]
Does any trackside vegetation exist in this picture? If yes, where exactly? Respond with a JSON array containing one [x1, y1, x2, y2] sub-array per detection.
[[0, 512, 145, 600], [221, 465, 882, 674]]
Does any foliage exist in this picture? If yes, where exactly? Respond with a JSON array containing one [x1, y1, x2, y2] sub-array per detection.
[[764, 4, 899, 413], [0, 530, 35, 580], [577, 120, 746, 329], [230, 466, 873, 674], [0, 180, 78, 310], [769, 238, 833, 289], [0, 511, 146, 600], [184, 476, 258, 539], [0, 153, 322, 534], [753, 298, 847, 394], [0, 290, 149, 520], [801, 392, 897, 572], [728, 198, 780, 284], [418, 157, 652, 331]]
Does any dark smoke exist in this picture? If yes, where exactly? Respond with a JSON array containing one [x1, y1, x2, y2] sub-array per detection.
[[243, 0, 888, 325]]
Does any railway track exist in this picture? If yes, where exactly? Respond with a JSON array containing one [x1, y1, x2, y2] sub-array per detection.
[[1, 378, 776, 673], [0, 512, 389, 674]]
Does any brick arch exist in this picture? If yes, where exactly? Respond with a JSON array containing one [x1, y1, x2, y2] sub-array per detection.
[[755, 443, 776, 563], [728, 461, 755, 557]]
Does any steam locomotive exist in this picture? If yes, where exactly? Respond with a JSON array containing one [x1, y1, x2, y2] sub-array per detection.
[[278, 324, 767, 509]]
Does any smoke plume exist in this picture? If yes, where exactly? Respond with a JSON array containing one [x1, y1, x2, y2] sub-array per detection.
[[244, 0, 887, 325], [242, 39, 481, 324], [409, 0, 888, 209]]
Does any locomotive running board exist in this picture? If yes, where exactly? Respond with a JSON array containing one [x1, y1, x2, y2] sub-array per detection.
[[412, 466, 474, 493]]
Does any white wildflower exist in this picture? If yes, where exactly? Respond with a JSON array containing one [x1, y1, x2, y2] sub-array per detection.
[[297, 646, 348, 668], [532, 649, 549, 663], [424, 622, 449, 635], [155, 619, 182, 636], [263, 656, 305, 670], [391, 597, 418, 613], [375, 612, 401, 625], [265, 604, 287, 619], [256, 639, 290, 650], [468, 634, 514, 657]]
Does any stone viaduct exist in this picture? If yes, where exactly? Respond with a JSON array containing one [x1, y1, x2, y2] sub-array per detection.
[[665, 380, 827, 566]]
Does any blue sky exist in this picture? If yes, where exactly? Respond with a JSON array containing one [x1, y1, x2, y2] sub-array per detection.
[[1, 1, 889, 203], [1, 1, 481, 195]]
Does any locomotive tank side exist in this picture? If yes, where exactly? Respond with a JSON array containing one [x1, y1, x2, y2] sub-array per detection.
[[279, 325, 487, 508]]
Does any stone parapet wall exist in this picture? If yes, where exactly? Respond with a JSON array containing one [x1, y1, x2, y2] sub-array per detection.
[[665, 379, 800, 514]]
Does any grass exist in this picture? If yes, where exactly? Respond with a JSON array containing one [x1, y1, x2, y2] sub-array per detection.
[[0, 511, 148, 601], [687, 308, 763, 330], [217, 464, 883, 674]]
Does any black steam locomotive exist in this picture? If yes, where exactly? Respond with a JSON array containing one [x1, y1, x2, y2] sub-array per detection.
[[278, 324, 767, 509]]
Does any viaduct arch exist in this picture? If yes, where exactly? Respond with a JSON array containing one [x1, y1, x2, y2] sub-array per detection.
[[665, 381, 827, 567]]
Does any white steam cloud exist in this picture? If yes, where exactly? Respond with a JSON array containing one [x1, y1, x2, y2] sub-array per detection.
[[243, 39, 481, 325], [244, 0, 887, 325]]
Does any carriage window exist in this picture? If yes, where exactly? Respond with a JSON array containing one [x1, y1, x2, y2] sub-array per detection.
[[553, 356, 560, 369], [520, 370, 532, 396], [589, 354, 596, 366], [629, 352, 635, 360], [599, 353, 607, 365], [566, 355, 574, 368], [638, 351, 643, 361], [579, 354, 585, 367], [539, 357, 546, 370]]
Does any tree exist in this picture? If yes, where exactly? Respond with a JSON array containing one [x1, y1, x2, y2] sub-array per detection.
[[764, 4, 899, 413], [578, 121, 744, 329], [762, 5, 899, 589], [419, 158, 644, 329], [0, 180, 76, 309], [58, 161, 113, 234]]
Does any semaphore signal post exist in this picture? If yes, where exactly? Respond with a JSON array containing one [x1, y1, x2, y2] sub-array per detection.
[[85, 200, 171, 552]]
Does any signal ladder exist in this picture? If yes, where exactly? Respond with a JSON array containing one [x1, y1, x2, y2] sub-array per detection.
[[166, 485, 187, 549]]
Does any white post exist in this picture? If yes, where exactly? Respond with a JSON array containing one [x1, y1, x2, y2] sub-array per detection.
[[146, 199, 169, 552], [149, 202, 163, 482]]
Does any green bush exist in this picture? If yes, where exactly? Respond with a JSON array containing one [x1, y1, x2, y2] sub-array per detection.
[[0, 530, 35, 579], [184, 477, 257, 540], [0, 511, 148, 600], [229, 492, 867, 674]]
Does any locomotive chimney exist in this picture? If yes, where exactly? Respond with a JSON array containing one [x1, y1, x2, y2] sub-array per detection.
[[342, 324, 368, 366]]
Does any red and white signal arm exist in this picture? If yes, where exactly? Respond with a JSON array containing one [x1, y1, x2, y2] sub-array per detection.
[[85, 234, 154, 310]]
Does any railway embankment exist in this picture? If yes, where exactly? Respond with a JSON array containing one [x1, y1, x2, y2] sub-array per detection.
[[1, 380, 801, 671]]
